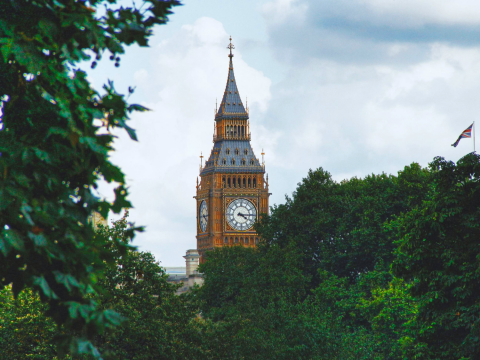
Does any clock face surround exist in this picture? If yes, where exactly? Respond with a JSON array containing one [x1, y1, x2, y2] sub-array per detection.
[[199, 200, 208, 232], [226, 198, 257, 231]]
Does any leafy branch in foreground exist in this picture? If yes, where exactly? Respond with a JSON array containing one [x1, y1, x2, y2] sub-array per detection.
[[0, 0, 180, 357]]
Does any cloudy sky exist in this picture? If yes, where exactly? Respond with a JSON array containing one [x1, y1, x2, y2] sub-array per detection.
[[88, 0, 480, 266]]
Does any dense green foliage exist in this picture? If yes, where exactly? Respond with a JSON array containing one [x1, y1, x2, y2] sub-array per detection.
[[198, 153, 480, 360], [0, 286, 57, 359], [392, 154, 480, 359], [93, 213, 202, 359], [0, 0, 179, 357], [2, 153, 478, 359], [0, 214, 203, 359], [257, 162, 431, 286]]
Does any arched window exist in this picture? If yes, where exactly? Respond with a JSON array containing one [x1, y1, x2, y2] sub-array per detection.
[[243, 177, 246, 187], [244, 149, 248, 155], [226, 125, 229, 138], [250, 159, 255, 165], [235, 148, 239, 155], [248, 178, 251, 188], [255, 237, 259, 245], [241, 158, 246, 166], [222, 176, 226, 188], [226, 148, 230, 155], [240, 237, 243, 244], [233, 177, 236, 187], [222, 158, 227, 165], [231, 158, 236, 165], [227, 177, 231, 188], [253, 178, 257, 188], [224, 237, 228, 243], [235, 237, 239, 243], [245, 237, 249, 244]]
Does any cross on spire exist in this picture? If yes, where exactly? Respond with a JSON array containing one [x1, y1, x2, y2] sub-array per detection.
[[227, 36, 235, 58]]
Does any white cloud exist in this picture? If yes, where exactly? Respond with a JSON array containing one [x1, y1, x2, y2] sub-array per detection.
[[263, 0, 480, 67], [261, 43, 480, 203], [133, 69, 148, 82], [361, 0, 480, 27], [262, 0, 307, 26]]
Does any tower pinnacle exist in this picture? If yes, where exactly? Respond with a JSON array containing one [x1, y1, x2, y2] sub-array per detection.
[[216, 37, 248, 120], [227, 36, 234, 58]]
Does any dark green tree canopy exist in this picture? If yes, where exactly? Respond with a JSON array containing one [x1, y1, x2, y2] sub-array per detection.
[[393, 153, 480, 359], [256, 163, 430, 287], [93, 213, 202, 360], [0, 0, 180, 357]]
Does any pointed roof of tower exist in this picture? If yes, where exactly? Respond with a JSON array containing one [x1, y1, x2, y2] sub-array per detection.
[[215, 37, 249, 121]]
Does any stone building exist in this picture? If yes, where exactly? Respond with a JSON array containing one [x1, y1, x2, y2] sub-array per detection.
[[195, 38, 270, 262], [166, 249, 203, 295]]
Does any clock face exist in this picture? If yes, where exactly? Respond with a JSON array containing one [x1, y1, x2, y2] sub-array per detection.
[[199, 200, 208, 233], [226, 198, 257, 231]]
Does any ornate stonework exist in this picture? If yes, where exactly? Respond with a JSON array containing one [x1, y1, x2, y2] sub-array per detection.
[[195, 38, 270, 262]]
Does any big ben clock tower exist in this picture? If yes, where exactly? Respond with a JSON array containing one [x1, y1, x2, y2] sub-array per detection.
[[195, 38, 270, 262]]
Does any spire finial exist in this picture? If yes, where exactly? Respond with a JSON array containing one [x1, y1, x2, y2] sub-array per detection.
[[227, 36, 234, 58]]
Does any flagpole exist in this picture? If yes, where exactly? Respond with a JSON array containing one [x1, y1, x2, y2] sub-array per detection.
[[474, 121, 476, 153]]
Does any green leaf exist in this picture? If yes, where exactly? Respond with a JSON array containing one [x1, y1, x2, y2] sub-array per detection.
[[80, 136, 108, 155], [123, 124, 138, 141], [103, 309, 124, 326], [33, 276, 59, 300], [54, 271, 81, 292], [127, 103, 150, 112], [28, 232, 47, 247], [0, 229, 24, 256]]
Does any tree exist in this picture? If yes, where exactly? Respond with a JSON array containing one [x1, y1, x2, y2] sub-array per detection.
[[0, 1, 180, 356], [197, 246, 327, 360], [0, 286, 58, 359], [0, 213, 204, 360], [93, 213, 203, 360], [392, 153, 480, 359], [256, 163, 430, 288], [196, 163, 431, 359]]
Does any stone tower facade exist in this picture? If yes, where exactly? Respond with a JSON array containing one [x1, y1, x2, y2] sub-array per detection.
[[195, 38, 270, 262]]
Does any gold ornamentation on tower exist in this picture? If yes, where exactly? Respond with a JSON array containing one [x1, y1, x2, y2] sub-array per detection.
[[194, 38, 271, 262]]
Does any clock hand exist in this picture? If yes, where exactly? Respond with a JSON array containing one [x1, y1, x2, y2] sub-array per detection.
[[237, 212, 248, 219]]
